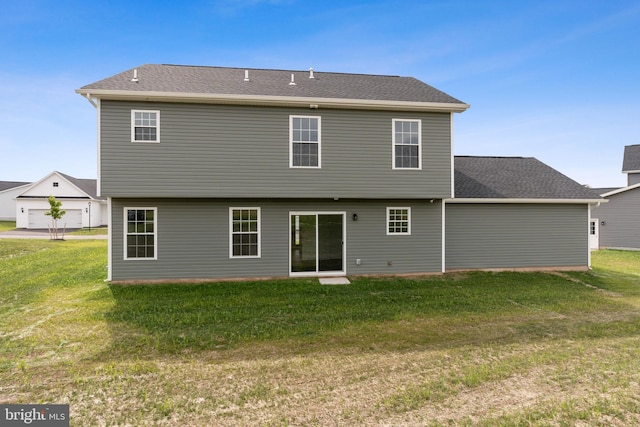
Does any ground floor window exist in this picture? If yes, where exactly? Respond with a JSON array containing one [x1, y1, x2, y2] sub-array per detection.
[[124, 208, 157, 259], [387, 207, 411, 235], [230, 208, 261, 258]]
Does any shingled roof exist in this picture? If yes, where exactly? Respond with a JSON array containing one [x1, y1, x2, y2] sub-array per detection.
[[0, 181, 30, 192], [622, 144, 640, 173], [57, 172, 103, 200], [454, 156, 601, 200], [77, 64, 468, 112]]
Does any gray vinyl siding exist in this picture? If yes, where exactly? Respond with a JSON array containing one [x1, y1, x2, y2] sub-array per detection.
[[445, 204, 588, 270], [110, 198, 443, 281], [592, 188, 640, 249], [100, 101, 452, 199]]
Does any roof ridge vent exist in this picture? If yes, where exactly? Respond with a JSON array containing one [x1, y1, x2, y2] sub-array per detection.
[[289, 73, 296, 86], [309, 68, 315, 79], [244, 70, 250, 82], [131, 69, 139, 83]]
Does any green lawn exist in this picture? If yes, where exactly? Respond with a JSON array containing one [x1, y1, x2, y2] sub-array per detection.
[[0, 221, 15, 232], [1, 240, 639, 426]]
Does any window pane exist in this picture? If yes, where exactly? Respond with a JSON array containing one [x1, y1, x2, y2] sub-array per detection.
[[126, 208, 155, 258], [291, 117, 319, 167], [231, 209, 259, 257]]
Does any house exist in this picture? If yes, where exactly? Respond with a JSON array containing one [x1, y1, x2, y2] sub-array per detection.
[[0, 181, 31, 221], [590, 144, 640, 250], [15, 171, 107, 229], [76, 64, 602, 283]]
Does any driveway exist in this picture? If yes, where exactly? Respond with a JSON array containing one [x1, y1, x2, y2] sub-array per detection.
[[0, 229, 107, 240]]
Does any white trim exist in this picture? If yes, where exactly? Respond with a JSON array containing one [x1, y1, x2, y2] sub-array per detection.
[[622, 169, 640, 174], [76, 89, 471, 113], [289, 115, 321, 169], [450, 112, 455, 198], [601, 183, 640, 197], [107, 197, 112, 281], [131, 109, 160, 143], [1, 183, 30, 196], [123, 207, 158, 261], [392, 119, 422, 170], [229, 207, 262, 259], [445, 198, 605, 204], [97, 99, 102, 197], [587, 205, 600, 268], [289, 211, 346, 277], [441, 199, 446, 273], [386, 207, 412, 235], [15, 171, 93, 200]]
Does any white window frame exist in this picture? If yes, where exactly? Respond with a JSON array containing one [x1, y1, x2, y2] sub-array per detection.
[[131, 110, 160, 143], [123, 207, 158, 260], [289, 115, 321, 168], [392, 119, 422, 170], [386, 207, 411, 235], [229, 207, 261, 259], [288, 211, 346, 277]]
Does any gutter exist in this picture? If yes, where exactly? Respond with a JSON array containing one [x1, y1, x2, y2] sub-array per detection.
[[75, 89, 470, 113], [444, 198, 607, 204]]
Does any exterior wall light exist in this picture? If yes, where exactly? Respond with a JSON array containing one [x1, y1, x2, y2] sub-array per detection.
[[352, 213, 358, 221]]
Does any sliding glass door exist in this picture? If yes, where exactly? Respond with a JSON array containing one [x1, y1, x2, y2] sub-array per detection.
[[290, 212, 345, 276]]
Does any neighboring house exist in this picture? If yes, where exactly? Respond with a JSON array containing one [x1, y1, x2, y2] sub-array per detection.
[[15, 171, 107, 229], [76, 64, 603, 283], [0, 181, 31, 220], [590, 144, 640, 250]]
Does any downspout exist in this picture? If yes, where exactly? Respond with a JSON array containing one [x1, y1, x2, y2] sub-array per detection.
[[442, 199, 446, 273]]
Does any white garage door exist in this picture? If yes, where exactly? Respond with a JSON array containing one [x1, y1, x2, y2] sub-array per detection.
[[28, 209, 82, 229]]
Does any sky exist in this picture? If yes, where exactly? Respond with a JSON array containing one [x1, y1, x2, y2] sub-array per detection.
[[1, 0, 639, 188]]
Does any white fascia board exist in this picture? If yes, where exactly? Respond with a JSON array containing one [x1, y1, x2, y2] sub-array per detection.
[[601, 183, 640, 197], [75, 89, 471, 113], [622, 169, 640, 174], [15, 170, 60, 198], [445, 198, 606, 204]]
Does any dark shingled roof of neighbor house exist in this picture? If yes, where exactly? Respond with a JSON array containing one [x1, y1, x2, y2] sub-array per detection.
[[57, 172, 104, 200], [79, 64, 466, 105], [0, 181, 30, 192], [454, 156, 601, 200], [622, 144, 640, 172]]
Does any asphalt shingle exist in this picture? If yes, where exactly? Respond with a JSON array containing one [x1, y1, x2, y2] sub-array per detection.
[[622, 144, 640, 172], [454, 156, 600, 200], [80, 64, 466, 105], [0, 181, 30, 192]]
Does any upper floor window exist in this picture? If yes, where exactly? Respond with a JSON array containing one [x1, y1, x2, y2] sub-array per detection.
[[124, 208, 157, 260], [230, 208, 261, 258], [290, 116, 321, 168], [52, 182, 59, 187], [132, 110, 160, 143], [393, 119, 421, 169]]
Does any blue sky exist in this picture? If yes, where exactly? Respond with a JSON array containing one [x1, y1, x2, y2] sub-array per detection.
[[1, 0, 639, 187]]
